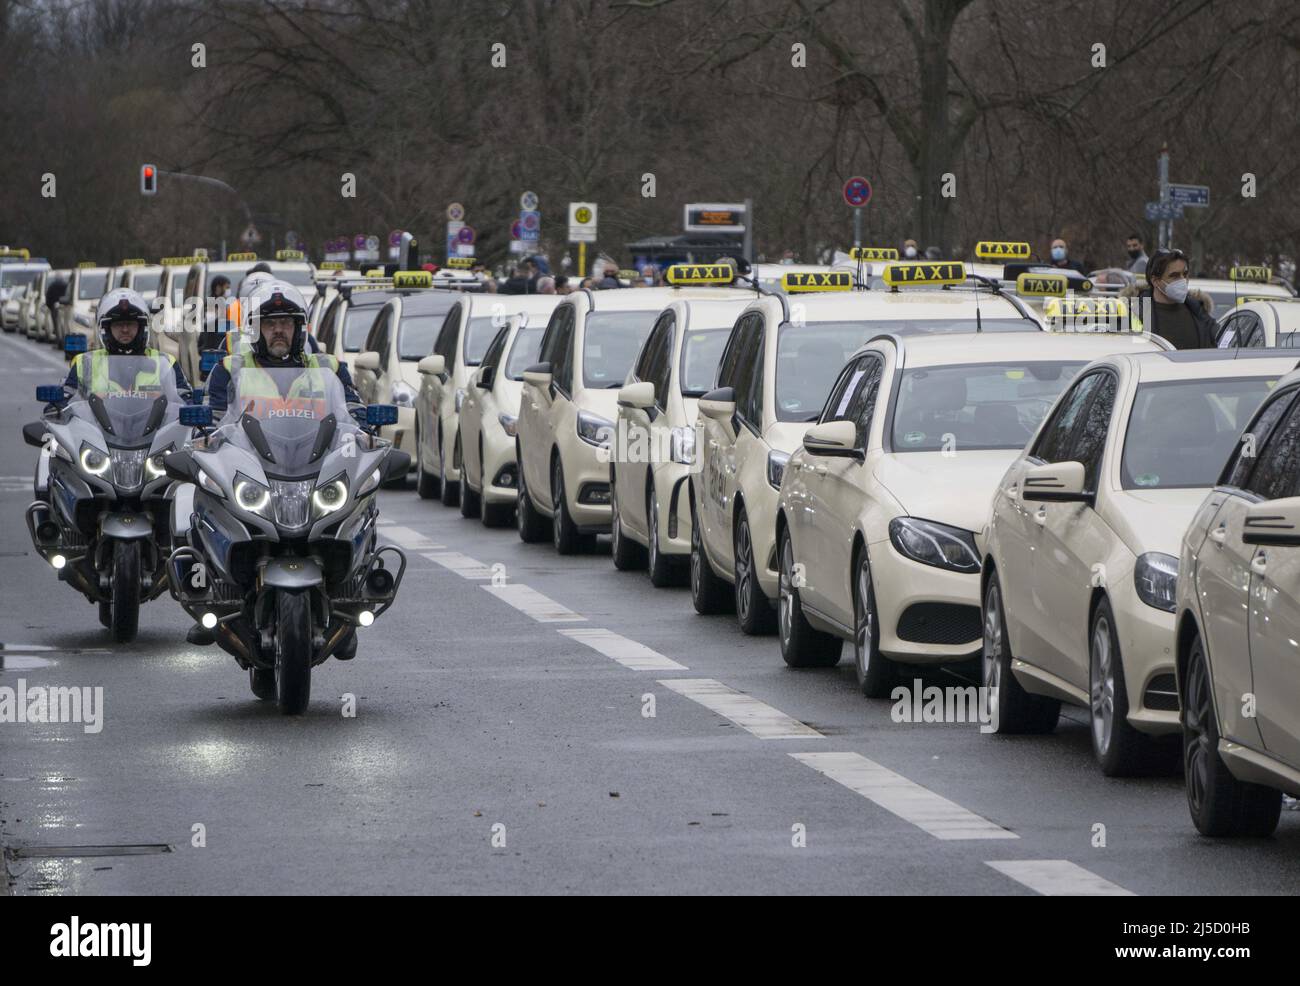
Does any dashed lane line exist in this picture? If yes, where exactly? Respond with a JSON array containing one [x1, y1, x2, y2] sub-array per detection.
[[558, 628, 688, 671], [985, 859, 1134, 896], [382, 525, 444, 551], [481, 583, 586, 623], [658, 678, 823, 739], [421, 551, 494, 580]]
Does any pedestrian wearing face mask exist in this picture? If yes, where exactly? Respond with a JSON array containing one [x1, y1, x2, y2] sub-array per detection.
[[902, 238, 920, 260], [1134, 248, 1216, 349], [1047, 237, 1087, 274], [1123, 233, 1148, 274]]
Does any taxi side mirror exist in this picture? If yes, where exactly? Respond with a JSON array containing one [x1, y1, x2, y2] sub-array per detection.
[[617, 381, 655, 411], [354, 351, 380, 372], [523, 363, 552, 390], [698, 386, 735, 422], [476, 365, 495, 390], [1022, 460, 1091, 504], [1243, 496, 1300, 547], [803, 420, 861, 459], [418, 354, 445, 377]]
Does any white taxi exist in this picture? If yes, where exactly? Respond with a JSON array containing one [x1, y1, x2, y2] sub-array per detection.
[[983, 350, 1300, 776], [418, 293, 561, 507], [57, 263, 112, 352], [1190, 265, 1293, 316], [694, 263, 1044, 635], [611, 268, 754, 584], [1176, 367, 1300, 835], [148, 256, 200, 361], [312, 276, 402, 375], [1215, 297, 1300, 348], [454, 314, 548, 525]]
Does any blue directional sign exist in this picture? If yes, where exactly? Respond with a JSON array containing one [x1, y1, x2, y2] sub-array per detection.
[[1169, 183, 1210, 208], [1145, 201, 1185, 221]]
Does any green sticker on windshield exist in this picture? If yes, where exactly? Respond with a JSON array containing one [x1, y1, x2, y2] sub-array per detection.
[[1134, 473, 1160, 486], [903, 431, 926, 444], [1005, 370, 1025, 379]]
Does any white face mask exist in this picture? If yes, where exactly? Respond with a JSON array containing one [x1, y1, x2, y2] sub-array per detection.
[[1162, 278, 1189, 303], [903, 246, 917, 259]]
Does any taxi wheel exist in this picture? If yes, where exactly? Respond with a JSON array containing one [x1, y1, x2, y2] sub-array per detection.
[[690, 493, 731, 615], [416, 425, 439, 500], [551, 457, 581, 555], [646, 482, 682, 587], [981, 573, 1060, 733], [515, 446, 551, 543], [438, 432, 458, 507], [852, 550, 895, 696], [1090, 599, 1163, 776], [1183, 635, 1281, 837], [733, 508, 775, 635], [778, 526, 841, 668], [458, 431, 480, 519], [610, 467, 645, 571]]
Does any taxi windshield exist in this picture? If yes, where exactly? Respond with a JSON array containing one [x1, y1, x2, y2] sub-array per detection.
[[582, 311, 658, 388], [775, 321, 876, 421], [505, 326, 545, 380], [221, 364, 353, 476], [77, 272, 107, 299], [1121, 377, 1275, 489], [131, 271, 161, 295], [891, 361, 1085, 452], [680, 327, 731, 396], [0, 268, 43, 290], [72, 354, 183, 446], [170, 274, 187, 306]]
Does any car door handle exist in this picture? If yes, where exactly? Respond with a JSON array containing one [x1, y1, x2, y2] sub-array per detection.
[[1033, 507, 1047, 526], [1208, 525, 1226, 546], [814, 464, 828, 475], [1251, 553, 1267, 576]]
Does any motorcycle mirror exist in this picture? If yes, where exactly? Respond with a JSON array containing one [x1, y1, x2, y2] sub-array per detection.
[[36, 385, 64, 403], [179, 405, 214, 428], [383, 449, 412, 481], [64, 333, 88, 354], [22, 422, 47, 448], [162, 450, 196, 483], [366, 404, 398, 428]]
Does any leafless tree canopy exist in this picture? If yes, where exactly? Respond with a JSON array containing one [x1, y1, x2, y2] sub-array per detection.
[[4, 0, 1299, 272]]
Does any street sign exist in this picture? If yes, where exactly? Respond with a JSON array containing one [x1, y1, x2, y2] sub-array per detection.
[[520, 190, 539, 211], [1144, 201, 1184, 221], [568, 202, 598, 243], [519, 210, 541, 243], [683, 202, 747, 234], [240, 224, 261, 247], [842, 176, 872, 208], [447, 202, 465, 222], [509, 240, 526, 255], [511, 220, 522, 240], [365, 235, 379, 252], [1169, 183, 1210, 208], [457, 225, 476, 245]]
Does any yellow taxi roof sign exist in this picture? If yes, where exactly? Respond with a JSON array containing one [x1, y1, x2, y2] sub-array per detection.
[[974, 241, 1031, 262], [275, 249, 305, 261], [1015, 272, 1069, 297], [882, 261, 965, 288], [364, 268, 385, 278], [0, 247, 31, 259], [664, 263, 736, 286], [849, 247, 898, 261], [227, 251, 258, 262], [77, 261, 98, 268], [160, 256, 199, 266], [120, 258, 146, 266], [318, 261, 345, 271], [393, 270, 433, 288], [1044, 297, 1128, 319], [781, 270, 853, 293], [446, 257, 476, 269], [1229, 265, 1271, 283]]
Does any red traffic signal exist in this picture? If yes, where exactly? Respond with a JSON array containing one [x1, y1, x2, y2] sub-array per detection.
[[140, 164, 157, 196]]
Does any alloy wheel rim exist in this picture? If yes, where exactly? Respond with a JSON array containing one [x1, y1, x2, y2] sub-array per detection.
[[855, 561, 873, 678], [778, 536, 793, 646], [1090, 616, 1114, 755], [1185, 653, 1212, 813], [648, 489, 659, 569], [736, 519, 752, 620], [983, 585, 1002, 723], [611, 475, 622, 551], [691, 517, 703, 596]]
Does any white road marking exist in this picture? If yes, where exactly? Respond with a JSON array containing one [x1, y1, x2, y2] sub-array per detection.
[[559, 628, 687, 671], [482, 583, 586, 622], [659, 678, 822, 739], [791, 751, 1018, 840], [422, 551, 493, 580], [986, 859, 1134, 896], [383, 525, 444, 550]]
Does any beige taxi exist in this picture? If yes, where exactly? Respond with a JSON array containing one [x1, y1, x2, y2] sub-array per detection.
[[982, 350, 1299, 777], [1215, 297, 1300, 348], [57, 263, 112, 352], [1176, 366, 1300, 835]]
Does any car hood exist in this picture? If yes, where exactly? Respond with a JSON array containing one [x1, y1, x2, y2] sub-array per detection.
[[873, 449, 1020, 533], [1104, 487, 1209, 557], [764, 420, 812, 454]]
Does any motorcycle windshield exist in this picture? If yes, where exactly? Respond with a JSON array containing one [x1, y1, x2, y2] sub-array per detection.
[[222, 364, 353, 477], [71, 354, 183, 446]]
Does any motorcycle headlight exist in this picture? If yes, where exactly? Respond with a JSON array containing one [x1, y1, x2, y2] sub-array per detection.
[[670, 426, 696, 465], [391, 382, 415, 408], [888, 517, 980, 573], [234, 474, 271, 514], [197, 468, 225, 498], [79, 442, 110, 476], [312, 476, 348, 516], [145, 445, 174, 480], [498, 412, 518, 437], [356, 466, 381, 498], [577, 410, 614, 448], [766, 450, 790, 490], [454, 387, 467, 412], [1134, 552, 1178, 613]]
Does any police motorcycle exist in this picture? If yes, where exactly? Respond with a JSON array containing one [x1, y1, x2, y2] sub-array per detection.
[[22, 337, 192, 642], [162, 360, 410, 714]]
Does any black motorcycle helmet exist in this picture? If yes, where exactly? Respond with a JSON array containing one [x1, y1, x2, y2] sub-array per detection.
[[248, 279, 309, 361], [96, 288, 151, 355]]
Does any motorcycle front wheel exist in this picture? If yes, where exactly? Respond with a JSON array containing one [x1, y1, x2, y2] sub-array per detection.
[[274, 591, 313, 715], [110, 540, 141, 643]]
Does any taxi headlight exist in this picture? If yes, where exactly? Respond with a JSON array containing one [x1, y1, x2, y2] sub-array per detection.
[[312, 477, 348, 516], [234, 475, 271, 514], [889, 517, 980, 573], [391, 382, 415, 408], [577, 410, 614, 448], [670, 426, 696, 465], [454, 387, 467, 412], [498, 412, 518, 437], [766, 450, 791, 490], [78, 443, 110, 476], [1134, 552, 1178, 613]]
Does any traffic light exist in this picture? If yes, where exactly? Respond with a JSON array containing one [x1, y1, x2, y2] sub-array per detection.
[[140, 164, 157, 196]]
